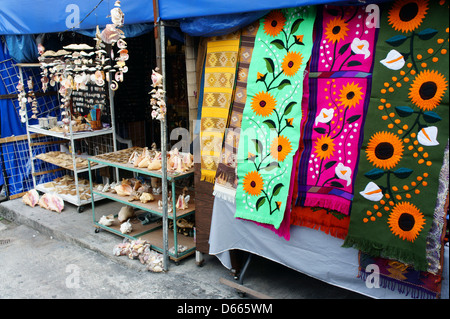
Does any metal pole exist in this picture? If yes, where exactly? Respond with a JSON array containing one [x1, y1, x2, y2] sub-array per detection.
[[160, 22, 169, 271], [108, 72, 119, 181]]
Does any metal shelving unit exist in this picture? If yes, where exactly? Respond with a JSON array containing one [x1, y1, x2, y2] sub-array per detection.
[[87, 151, 196, 268], [19, 63, 119, 213]]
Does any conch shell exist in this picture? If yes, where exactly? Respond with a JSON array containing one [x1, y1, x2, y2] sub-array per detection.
[[22, 189, 40, 207], [148, 159, 161, 170], [120, 219, 132, 234], [98, 214, 114, 226], [176, 194, 190, 210], [38, 193, 64, 213], [118, 206, 135, 223], [114, 183, 132, 196], [138, 156, 151, 168], [140, 192, 155, 204]]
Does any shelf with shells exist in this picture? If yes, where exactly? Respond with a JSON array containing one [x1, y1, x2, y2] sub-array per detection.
[[87, 147, 196, 263]]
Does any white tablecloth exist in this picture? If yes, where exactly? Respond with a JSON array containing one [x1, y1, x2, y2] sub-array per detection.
[[209, 197, 449, 299]]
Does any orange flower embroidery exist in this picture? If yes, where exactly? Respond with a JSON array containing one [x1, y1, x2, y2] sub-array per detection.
[[263, 10, 286, 37]]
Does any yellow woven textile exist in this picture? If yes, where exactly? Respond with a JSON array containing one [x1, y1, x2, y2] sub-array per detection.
[[200, 31, 241, 183]]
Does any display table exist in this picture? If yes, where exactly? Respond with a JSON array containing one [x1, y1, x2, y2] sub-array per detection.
[[209, 197, 449, 299]]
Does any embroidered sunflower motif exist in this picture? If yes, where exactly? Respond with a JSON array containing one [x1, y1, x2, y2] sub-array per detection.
[[408, 70, 448, 111], [263, 10, 286, 37], [388, 202, 426, 242], [324, 17, 349, 43], [388, 0, 429, 33], [270, 135, 292, 162], [250, 91, 277, 117], [338, 82, 364, 108], [314, 135, 336, 160], [282, 51, 303, 77], [366, 131, 404, 170], [243, 171, 264, 196]]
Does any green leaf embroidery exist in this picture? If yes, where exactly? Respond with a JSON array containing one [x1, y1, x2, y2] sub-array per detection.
[[339, 43, 351, 55], [256, 197, 266, 211], [314, 127, 327, 134], [392, 167, 413, 179], [423, 111, 442, 123], [262, 162, 279, 171], [417, 28, 438, 40], [263, 119, 277, 129], [385, 35, 408, 47], [271, 39, 285, 50], [264, 57, 275, 73], [395, 106, 415, 117], [364, 168, 385, 180], [252, 139, 263, 154], [284, 101, 297, 115], [346, 114, 361, 124], [277, 79, 291, 90], [324, 161, 337, 170], [273, 183, 284, 196], [290, 18, 304, 34]]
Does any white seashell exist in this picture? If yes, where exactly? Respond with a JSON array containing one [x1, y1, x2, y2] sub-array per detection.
[[120, 219, 132, 234], [98, 214, 114, 226]]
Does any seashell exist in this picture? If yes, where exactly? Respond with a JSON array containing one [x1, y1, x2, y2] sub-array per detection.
[[63, 43, 94, 51], [114, 183, 132, 196], [22, 189, 40, 207], [38, 193, 64, 212], [138, 156, 150, 168], [139, 192, 155, 204], [147, 160, 162, 171], [120, 219, 132, 234], [176, 194, 188, 210], [118, 206, 135, 223], [98, 214, 114, 226], [128, 151, 139, 164]]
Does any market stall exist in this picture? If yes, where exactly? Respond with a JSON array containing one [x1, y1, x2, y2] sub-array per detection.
[[1, 0, 449, 299]]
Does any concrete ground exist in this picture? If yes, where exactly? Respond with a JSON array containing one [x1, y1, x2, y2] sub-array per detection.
[[0, 197, 368, 300]]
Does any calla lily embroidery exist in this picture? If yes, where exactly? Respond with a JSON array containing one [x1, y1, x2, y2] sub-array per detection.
[[417, 126, 439, 146], [335, 162, 352, 186], [351, 38, 370, 59], [360, 182, 384, 201], [315, 108, 334, 125], [380, 49, 405, 70]]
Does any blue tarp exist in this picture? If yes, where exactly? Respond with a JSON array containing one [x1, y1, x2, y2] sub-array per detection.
[[0, 0, 392, 36]]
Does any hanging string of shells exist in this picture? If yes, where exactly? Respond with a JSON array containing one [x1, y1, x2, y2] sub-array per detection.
[[37, 0, 128, 133], [149, 68, 166, 121], [17, 76, 38, 123]]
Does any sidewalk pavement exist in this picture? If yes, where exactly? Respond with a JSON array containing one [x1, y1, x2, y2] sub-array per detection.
[[0, 197, 368, 299]]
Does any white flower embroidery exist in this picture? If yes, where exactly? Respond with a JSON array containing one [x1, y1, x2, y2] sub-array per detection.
[[360, 182, 384, 201], [380, 49, 405, 70], [417, 126, 439, 146], [315, 108, 334, 125], [335, 162, 352, 187], [351, 38, 370, 59]]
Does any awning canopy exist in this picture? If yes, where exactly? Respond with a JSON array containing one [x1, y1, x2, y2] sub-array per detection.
[[0, 0, 391, 35]]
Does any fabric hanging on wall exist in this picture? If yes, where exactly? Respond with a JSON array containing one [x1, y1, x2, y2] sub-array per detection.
[[234, 7, 316, 229], [199, 31, 241, 183], [252, 67, 310, 240], [295, 4, 378, 216], [213, 21, 260, 203], [343, 0, 449, 272]]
